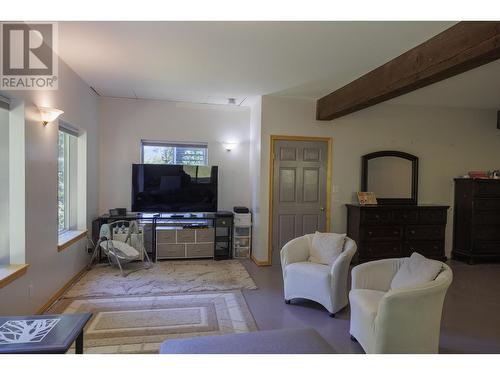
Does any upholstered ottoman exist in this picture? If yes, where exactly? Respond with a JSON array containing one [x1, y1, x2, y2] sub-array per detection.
[[159, 328, 335, 354]]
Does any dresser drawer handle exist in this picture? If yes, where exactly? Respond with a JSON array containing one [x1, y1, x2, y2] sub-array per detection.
[[375, 215, 380, 219], [410, 230, 416, 235], [433, 246, 438, 250], [368, 231, 373, 236], [402, 214, 408, 219], [393, 247, 398, 251], [393, 231, 399, 235]]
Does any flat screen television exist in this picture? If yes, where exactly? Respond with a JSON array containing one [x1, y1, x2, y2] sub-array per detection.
[[131, 164, 218, 212]]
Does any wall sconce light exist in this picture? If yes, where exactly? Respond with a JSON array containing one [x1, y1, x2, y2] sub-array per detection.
[[39, 107, 64, 126], [223, 142, 238, 151]]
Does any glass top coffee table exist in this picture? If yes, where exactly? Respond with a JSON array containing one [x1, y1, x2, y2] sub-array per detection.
[[0, 313, 92, 354]]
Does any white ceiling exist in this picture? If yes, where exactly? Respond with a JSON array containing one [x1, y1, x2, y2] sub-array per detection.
[[58, 21, 456, 105]]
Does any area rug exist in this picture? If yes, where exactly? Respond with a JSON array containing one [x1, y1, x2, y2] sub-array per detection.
[[48, 291, 258, 354], [63, 260, 257, 298]]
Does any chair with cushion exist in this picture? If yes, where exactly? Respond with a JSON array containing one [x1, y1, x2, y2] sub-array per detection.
[[349, 253, 453, 353], [280, 232, 357, 317]]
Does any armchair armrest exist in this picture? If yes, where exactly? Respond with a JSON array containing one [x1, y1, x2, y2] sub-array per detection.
[[329, 238, 357, 312], [280, 235, 311, 272], [351, 258, 404, 292]]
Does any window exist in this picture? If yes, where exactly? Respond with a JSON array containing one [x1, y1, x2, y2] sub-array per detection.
[[141, 141, 208, 166], [58, 123, 79, 233]]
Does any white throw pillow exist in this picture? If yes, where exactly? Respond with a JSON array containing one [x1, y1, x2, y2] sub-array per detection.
[[308, 232, 346, 265], [390, 252, 442, 290]]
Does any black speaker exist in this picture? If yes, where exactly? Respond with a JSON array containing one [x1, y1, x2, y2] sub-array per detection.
[[109, 208, 126, 217], [233, 206, 249, 214]]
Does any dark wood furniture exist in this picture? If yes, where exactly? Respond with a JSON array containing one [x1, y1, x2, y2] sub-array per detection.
[[0, 313, 92, 354], [346, 204, 449, 263], [361, 151, 419, 205], [452, 178, 500, 264]]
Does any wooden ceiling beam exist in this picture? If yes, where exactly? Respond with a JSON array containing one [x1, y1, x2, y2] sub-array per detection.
[[316, 22, 500, 121]]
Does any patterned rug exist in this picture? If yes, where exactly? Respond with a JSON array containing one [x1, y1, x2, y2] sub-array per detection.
[[48, 291, 257, 354], [64, 259, 257, 298]]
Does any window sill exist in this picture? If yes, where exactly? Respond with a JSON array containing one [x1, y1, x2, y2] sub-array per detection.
[[0, 264, 29, 289], [58, 230, 88, 252]]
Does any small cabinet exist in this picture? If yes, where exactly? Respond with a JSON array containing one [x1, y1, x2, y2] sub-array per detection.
[[214, 214, 233, 260], [233, 213, 251, 259], [155, 227, 215, 260]]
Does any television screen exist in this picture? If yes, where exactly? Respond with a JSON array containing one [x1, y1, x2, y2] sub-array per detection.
[[131, 164, 218, 212]]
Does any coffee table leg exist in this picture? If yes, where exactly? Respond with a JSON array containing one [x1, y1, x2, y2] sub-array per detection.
[[75, 331, 84, 354]]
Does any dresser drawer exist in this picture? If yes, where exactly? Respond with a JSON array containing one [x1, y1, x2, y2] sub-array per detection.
[[406, 225, 445, 240], [362, 226, 402, 241], [473, 241, 500, 255], [472, 211, 500, 225], [360, 242, 402, 261], [418, 209, 447, 224], [360, 210, 392, 224], [405, 241, 444, 257], [474, 181, 500, 197], [473, 226, 500, 241], [156, 229, 176, 243], [186, 243, 213, 258], [176, 229, 196, 243], [473, 199, 500, 210], [393, 210, 418, 224], [196, 228, 215, 242], [157, 244, 185, 258]]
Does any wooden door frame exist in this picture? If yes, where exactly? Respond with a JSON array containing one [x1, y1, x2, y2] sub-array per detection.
[[266, 135, 333, 266]]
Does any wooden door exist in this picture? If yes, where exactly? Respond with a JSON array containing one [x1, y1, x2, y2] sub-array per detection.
[[272, 139, 329, 256]]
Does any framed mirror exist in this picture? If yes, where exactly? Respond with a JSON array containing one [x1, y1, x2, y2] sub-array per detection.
[[361, 151, 418, 205]]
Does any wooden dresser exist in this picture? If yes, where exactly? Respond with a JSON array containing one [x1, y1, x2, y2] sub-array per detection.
[[346, 204, 449, 263], [452, 178, 500, 264]]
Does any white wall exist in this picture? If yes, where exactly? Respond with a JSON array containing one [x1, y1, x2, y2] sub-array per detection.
[[99, 97, 251, 214], [252, 95, 500, 263], [0, 59, 99, 315], [247, 96, 263, 262], [0, 106, 8, 265]]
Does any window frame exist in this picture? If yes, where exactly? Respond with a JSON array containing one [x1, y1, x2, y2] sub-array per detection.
[[141, 140, 209, 166], [58, 122, 80, 235], [58, 130, 70, 234]]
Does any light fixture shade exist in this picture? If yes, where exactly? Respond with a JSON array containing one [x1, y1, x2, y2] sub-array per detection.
[[223, 142, 237, 151], [39, 107, 64, 125]]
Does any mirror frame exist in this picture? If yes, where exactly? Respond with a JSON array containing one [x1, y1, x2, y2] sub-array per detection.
[[361, 150, 419, 205]]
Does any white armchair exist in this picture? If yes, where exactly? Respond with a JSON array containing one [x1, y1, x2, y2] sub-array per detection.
[[280, 234, 357, 317], [349, 258, 453, 353]]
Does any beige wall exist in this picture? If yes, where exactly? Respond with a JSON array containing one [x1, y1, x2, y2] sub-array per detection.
[[99, 97, 251, 214], [252, 95, 500, 263], [0, 60, 99, 315]]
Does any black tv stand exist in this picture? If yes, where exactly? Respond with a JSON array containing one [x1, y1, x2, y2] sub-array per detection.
[[170, 214, 186, 218], [92, 211, 234, 262]]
